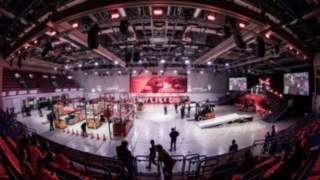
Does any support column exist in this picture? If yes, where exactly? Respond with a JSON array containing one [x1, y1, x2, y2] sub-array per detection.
[[0, 54, 4, 109]]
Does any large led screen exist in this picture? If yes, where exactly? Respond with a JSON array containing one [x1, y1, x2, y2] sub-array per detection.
[[229, 77, 247, 91], [131, 76, 187, 93], [283, 72, 309, 95]]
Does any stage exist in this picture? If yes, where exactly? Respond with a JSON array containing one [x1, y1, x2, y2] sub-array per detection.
[[16, 104, 296, 157]]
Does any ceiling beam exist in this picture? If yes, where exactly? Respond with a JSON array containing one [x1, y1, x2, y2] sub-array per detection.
[[3, 0, 313, 59], [57, 22, 125, 66], [193, 23, 260, 64]]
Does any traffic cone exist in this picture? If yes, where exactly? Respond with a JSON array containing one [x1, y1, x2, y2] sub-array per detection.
[[103, 134, 107, 141], [76, 130, 79, 136], [67, 129, 70, 134], [96, 134, 100, 140], [91, 133, 94, 139], [72, 129, 74, 135]]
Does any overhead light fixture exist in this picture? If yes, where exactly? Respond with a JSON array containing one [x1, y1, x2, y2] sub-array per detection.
[[111, 13, 120, 19], [94, 62, 99, 66], [160, 70, 164, 73], [207, 15, 215, 21], [207, 61, 212, 65], [265, 33, 271, 39], [160, 59, 166, 64], [67, 76, 73, 79], [145, 70, 149, 73], [54, 67, 57, 70], [289, 46, 293, 50], [139, 60, 142, 64], [153, 9, 163, 16], [187, 70, 190, 74], [118, 70, 122, 74], [94, 72, 98, 75], [50, 31, 56, 36], [225, 63, 229, 67], [238, 22, 246, 28], [72, 22, 79, 28], [132, 70, 136, 74], [114, 61, 119, 65], [174, 70, 177, 74], [78, 64, 82, 67], [33, 40, 38, 44], [84, 72, 88, 75], [185, 60, 190, 64]]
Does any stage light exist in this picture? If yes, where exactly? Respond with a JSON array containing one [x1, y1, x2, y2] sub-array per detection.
[[207, 15, 215, 21], [114, 61, 119, 64], [50, 31, 56, 36], [238, 22, 246, 28], [160, 70, 164, 73], [185, 60, 190, 64], [174, 70, 177, 74], [304, 56, 307, 60], [160, 59, 166, 64], [72, 22, 79, 28], [78, 64, 82, 67], [207, 61, 212, 65], [153, 9, 163, 16], [132, 70, 136, 74], [139, 60, 142, 64], [111, 13, 120, 19], [67, 76, 73, 79], [106, 71, 109, 74], [14, 73, 20, 78], [265, 33, 271, 39], [289, 46, 293, 50], [296, 51, 300, 55], [145, 70, 149, 73], [54, 67, 57, 70], [118, 71, 122, 74], [187, 70, 190, 74], [29, 74, 33, 78], [225, 63, 229, 67], [94, 62, 99, 66]]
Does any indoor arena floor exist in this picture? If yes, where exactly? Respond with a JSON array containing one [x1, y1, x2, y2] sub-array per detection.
[[16, 104, 296, 157]]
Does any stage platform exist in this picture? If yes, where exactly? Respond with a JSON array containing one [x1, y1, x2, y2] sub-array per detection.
[[196, 113, 253, 128]]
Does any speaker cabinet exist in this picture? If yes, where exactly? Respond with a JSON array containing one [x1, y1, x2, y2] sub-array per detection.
[[232, 33, 246, 49], [87, 25, 100, 49], [256, 37, 265, 57]]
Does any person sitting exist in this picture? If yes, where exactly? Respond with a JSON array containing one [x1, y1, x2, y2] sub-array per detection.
[[300, 132, 311, 159], [288, 140, 304, 174], [237, 150, 255, 174], [36, 158, 58, 180], [229, 139, 238, 153], [55, 148, 71, 170]]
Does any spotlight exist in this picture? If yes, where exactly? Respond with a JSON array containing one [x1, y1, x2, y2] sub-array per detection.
[[185, 60, 190, 64], [160, 59, 166, 64], [114, 61, 118, 65], [111, 13, 120, 19], [207, 15, 215, 21], [265, 33, 271, 39], [207, 61, 212, 65], [238, 22, 246, 28], [50, 31, 56, 36], [153, 9, 163, 16], [94, 62, 99, 66], [72, 23, 79, 28]]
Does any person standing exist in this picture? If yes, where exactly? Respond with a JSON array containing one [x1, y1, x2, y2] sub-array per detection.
[[169, 128, 179, 151], [146, 140, 157, 169], [187, 105, 191, 117], [174, 103, 178, 113], [156, 144, 176, 180], [116, 141, 135, 178], [48, 112, 55, 131], [81, 122, 88, 137], [271, 125, 276, 137], [229, 139, 238, 152], [164, 104, 168, 115]]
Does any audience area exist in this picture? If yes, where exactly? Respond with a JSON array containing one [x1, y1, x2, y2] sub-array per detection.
[[0, 107, 319, 179], [2, 68, 80, 93]]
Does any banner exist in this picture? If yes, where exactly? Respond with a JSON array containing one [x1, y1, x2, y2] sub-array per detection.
[[131, 76, 187, 93]]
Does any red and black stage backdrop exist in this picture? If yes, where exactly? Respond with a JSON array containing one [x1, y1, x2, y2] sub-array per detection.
[[130, 76, 187, 93]]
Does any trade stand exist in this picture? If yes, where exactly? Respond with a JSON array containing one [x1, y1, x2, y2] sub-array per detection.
[[85, 97, 110, 129], [111, 102, 134, 137], [53, 97, 85, 129]]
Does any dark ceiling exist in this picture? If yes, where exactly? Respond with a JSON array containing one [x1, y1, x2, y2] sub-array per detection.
[[0, 0, 319, 75]]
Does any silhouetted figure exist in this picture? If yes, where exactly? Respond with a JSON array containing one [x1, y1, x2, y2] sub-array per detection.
[[263, 132, 271, 153], [169, 128, 179, 151], [47, 112, 55, 131], [237, 150, 255, 174], [116, 141, 135, 178], [271, 125, 276, 137], [156, 144, 176, 180], [229, 139, 238, 152], [81, 122, 87, 137], [174, 103, 178, 113], [146, 140, 157, 169], [164, 105, 168, 115], [187, 105, 191, 117]]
